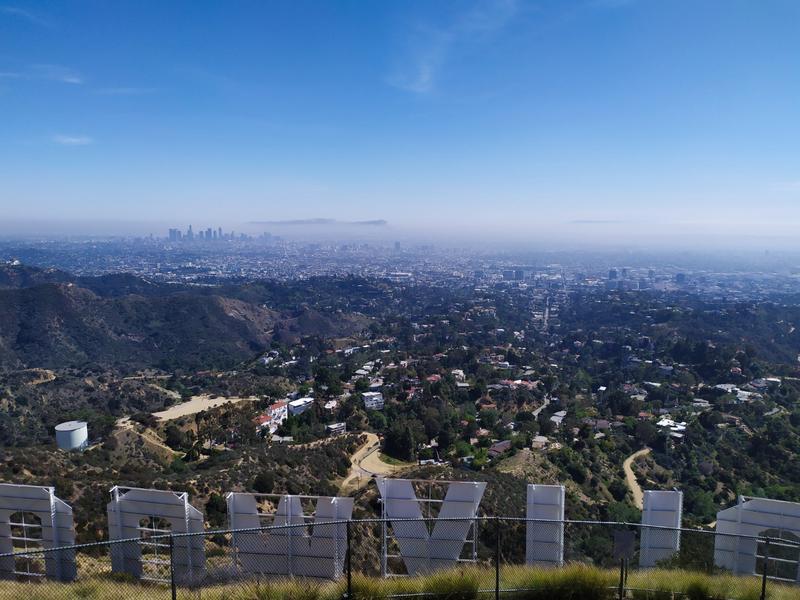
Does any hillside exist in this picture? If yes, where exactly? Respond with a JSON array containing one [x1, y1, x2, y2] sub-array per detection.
[[0, 426, 366, 543], [0, 265, 370, 372]]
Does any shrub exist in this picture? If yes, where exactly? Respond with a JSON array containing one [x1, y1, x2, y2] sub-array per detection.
[[350, 574, 388, 600], [422, 569, 480, 600], [252, 471, 275, 493], [685, 579, 712, 600], [504, 564, 614, 600]]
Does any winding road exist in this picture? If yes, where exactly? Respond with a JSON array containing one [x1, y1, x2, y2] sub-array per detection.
[[623, 447, 651, 510], [532, 395, 552, 418], [340, 432, 409, 494]]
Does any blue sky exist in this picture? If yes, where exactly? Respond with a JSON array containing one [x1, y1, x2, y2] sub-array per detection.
[[1, 0, 800, 243]]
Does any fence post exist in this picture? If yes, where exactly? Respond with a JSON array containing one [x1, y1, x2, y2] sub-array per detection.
[[495, 517, 500, 600], [346, 519, 352, 599], [617, 558, 625, 600], [169, 534, 177, 600], [760, 538, 769, 600]]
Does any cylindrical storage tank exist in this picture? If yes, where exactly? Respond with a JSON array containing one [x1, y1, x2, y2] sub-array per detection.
[[55, 420, 89, 451]]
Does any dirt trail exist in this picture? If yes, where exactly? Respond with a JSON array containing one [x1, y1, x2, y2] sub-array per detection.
[[623, 447, 651, 510], [340, 433, 411, 494], [114, 417, 176, 457]]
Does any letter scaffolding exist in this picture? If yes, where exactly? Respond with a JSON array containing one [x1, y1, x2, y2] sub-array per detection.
[[107, 486, 205, 585], [376, 478, 486, 576], [0, 483, 76, 582]]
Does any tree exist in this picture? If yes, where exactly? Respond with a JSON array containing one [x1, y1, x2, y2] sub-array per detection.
[[634, 421, 659, 446], [423, 407, 442, 440], [538, 413, 554, 436], [471, 448, 489, 470], [608, 479, 628, 502], [684, 489, 716, 522], [368, 411, 388, 431], [479, 409, 498, 429], [437, 427, 453, 451], [384, 421, 415, 462], [607, 390, 635, 416], [164, 424, 187, 450], [205, 493, 227, 528], [252, 471, 275, 494]]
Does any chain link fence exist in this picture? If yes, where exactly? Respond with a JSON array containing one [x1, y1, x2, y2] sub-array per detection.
[[0, 518, 798, 599]]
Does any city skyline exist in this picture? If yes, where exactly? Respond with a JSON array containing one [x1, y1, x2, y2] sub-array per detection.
[[2, 1, 800, 245]]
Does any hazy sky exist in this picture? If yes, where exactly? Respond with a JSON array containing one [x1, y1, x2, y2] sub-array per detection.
[[1, 0, 800, 242]]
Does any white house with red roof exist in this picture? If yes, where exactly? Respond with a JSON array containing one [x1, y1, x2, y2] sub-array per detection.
[[253, 400, 289, 435]]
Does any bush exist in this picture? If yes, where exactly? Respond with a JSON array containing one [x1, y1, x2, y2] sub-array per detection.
[[422, 569, 480, 600], [350, 574, 388, 600], [685, 579, 712, 600], [504, 564, 614, 600], [252, 471, 275, 493]]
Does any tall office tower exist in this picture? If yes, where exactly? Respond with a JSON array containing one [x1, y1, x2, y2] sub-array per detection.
[[609, 268, 618, 280], [187, 225, 194, 241], [206, 227, 212, 240]]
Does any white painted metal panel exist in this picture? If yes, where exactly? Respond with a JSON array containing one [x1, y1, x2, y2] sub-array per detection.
[[714, 496, 800, 581], [227, 493, 353, 579], [106, 486, 205, 584], [378, 478, 486, 575], [639, 490, 683, 568], [526, 484, 565, 567], [0, 484, 77, 582]]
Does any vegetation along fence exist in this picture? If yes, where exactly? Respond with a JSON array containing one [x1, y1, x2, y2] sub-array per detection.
[[0, 517, 798, 600]]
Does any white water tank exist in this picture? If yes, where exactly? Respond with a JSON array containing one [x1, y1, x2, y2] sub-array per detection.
[[55, 421, 89, 451]]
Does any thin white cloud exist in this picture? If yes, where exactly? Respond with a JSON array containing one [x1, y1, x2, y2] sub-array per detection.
[[389, 0, 519, 95], [31, 64, 83, 84], [53, 135, 93, 146], [0, 65, 82, 91], [94, 87, 156, 96], [0, 5, 52, 27]]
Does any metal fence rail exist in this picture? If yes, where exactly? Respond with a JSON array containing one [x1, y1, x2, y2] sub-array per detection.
[[0, 517, 798, 599]]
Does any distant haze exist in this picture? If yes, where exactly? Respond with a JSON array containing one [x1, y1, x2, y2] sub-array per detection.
[[3, 218, 800, 254]]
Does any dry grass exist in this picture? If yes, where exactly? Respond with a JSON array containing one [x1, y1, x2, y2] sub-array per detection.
[[0, 566, 796, 600]]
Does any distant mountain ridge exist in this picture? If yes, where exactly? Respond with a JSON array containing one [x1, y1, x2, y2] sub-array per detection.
[[0, 263, 72, 288], [0, 264, 369, 371]]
